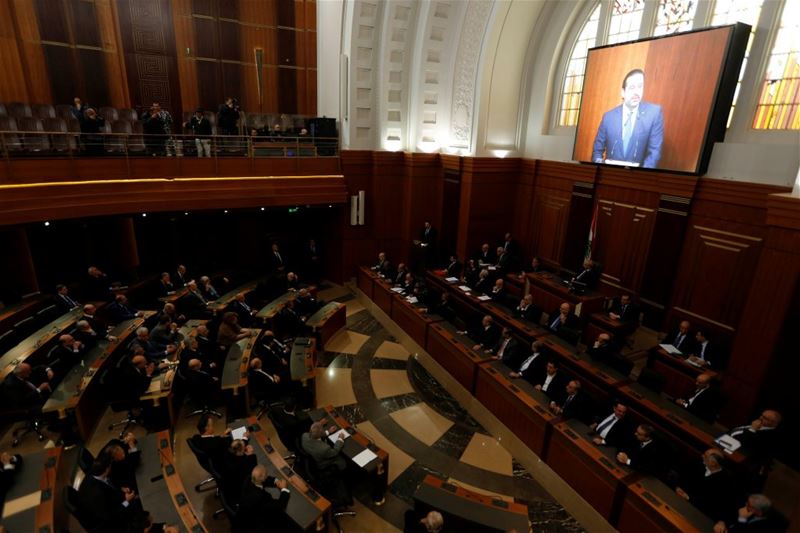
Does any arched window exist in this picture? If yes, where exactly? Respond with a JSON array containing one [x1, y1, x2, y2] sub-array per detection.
[[607, 0, 646, 45], [652, 0, 697, 36], [558, 3, 601, 127], [753, 1, 800, 130]]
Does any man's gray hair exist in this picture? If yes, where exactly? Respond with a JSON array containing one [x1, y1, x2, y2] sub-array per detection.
[[748, 494, 772, 513]]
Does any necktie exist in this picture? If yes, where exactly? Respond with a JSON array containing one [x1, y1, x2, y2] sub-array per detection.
[[564, 394, 574, 408], [622, 110, 633, 154], [675, 333, 684, 348], [596, 415, 616, 436], [621, 304, 627, 317], [498, 338, 509, 357], [519, 354, 536, 372]]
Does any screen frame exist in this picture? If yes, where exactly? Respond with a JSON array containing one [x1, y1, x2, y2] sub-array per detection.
[[572, 22, 751, 176]]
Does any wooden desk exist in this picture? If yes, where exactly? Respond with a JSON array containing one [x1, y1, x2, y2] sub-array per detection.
[[474, 360, 555, 457], [256, 290, 299, 325], [425, 321, 494, 394], [153, 431, 209, 532], [290, 337, 317, 383], [425, 271, 488, 321], [0, 308, 82, 380], [1, 447, 75, 533], [135, 433, 184, 529], [618, 476, 715, 533], [221, 332, 258, 411], [371, 276, 395, 316], [647, 346, 716, 399], [480, 300, 547, 345], [158, 286, 189, 304], [617, 382, 745, 467], [526, 272, 605, 321], [234, 417, 331, 531], [310, 405, 389, 504], [413, 474, 531, 533], [42, 314, 152, 440], [584, 312, 639, 346], [305, 302, 346, 347], [356, 266, 376, 299], [207, 279, 260, 312], [545, 419, 635, 523], [538, 335, 630, 404], [504, 273, 526, 300], [390, 293, 443, 348], [0, 295, 47, 334]]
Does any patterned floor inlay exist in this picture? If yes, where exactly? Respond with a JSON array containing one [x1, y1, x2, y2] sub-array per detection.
[[371, 369, 416, 398]]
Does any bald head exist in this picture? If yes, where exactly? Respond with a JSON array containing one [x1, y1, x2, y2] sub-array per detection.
[[132, 355, 147, 369], [696, 372, 713, 389], [421, 511, 444, 532], [251, 464, 267, 484], [188, 358, 202, 370]]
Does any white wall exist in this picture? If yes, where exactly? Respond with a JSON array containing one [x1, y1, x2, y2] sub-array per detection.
[[317, 0, 345, 121]]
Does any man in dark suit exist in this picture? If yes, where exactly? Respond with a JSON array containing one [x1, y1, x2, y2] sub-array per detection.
[[608, 293, 639, 323], [472, 268, 492, 294], [719, 410, 782, 486], [534, 360, 569, 404], [305, 239, 322, 283], [78, 456, 143, 532], [616, 424, 668, 477], [229, 292, 257, 327], [238, 464, 291, 530], [489, 328, 519, 364], [508, 341, 547, 384], [676, 372, 721, 423], [675, 449, 742, 523], [269, 243, 286, 274], [687, 330, 727, 370], [55, 284, 80, 312], [475, 243, 495, 266], [277, 299, 306, 338], [494, 246, 512, 275], [714, 494, 786, 533], [445, 255, 463, 278], [587, 333, 615, 366], [81, 304, 113, 341], [175, 264, 189, 287], [523, 256, 544, 274], [120, 355, 155, 398], [74, 319, 102, 350], [550, 379, 592, 423], [664, 320, 695, 354], [85, 265, 112, 301], [0, 452, 23, 509], [591, 68, 664, 169], [514, 294, 542, 323], [248, 357, 284, 404], [590, 401, 633, 448], [403, 510, 445, 533], [295, 288, 320, 318], [1, 363, 51, 407], [572, 259, 600, 289], [130, 327, 176, 362], [46, 334, 86, 377], [466, 315, 500, 351], [425, 292, 455, 322], [393, 263, 410, 286], [158, 272, 175, 298], [219, 439, 258, 501], [191, 414, 232, 461], [106, 294, 143, 324], [489, 278, 507, 303], [101, 432, 142, 491], [547, 302, 580, 340], [183, 280, 211, 317], [501, 232, 519, 258], [420, 221, 437, 246]]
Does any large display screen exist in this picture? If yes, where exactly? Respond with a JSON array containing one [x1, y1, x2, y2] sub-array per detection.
[[572, 23, 750, 175]]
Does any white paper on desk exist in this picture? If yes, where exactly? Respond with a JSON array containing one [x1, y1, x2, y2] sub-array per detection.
[[328, 429, 350, 444], [390, 287, 405, 293], [458, 285, 472, 292], [477, 295, 491, 301], [574, 302, 582, 317], [716, 435, 741, 452], [406, 296, 418, 304], [659, 343, 682, 355], [445, 277, 459, 283], [353, 448, 378, 467], [231, 426, 248, 441], [487, 266, 496, 271]]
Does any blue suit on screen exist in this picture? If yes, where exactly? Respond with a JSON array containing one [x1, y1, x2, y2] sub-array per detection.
[[591, 101, 664, 169]]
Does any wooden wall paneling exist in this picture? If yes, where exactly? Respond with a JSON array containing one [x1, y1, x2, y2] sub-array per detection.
[[440, 167, 462, 261], [401, 153, 443, 263], [340, 150, 377, 280], [238, 0, 276, 26], [41, 45, 80, 106], [278, 67, 298, 114], [99, 0, 131, 108], [455, 157, 521, 262], [0, 0, 29, 102], [0, 227, 39, 301], [222, 62, 243, 108], [195, 59, 222, 111], [79, 49, 112, 107], [305, 0, 316, 31], [34, 0, 69, 42], [70, 0, 102, 47], [371, 151, 406, 262], [116, 0, 183, 114], [10, 0, 51, 103], [276, 0, 295, 27], [513, 159, 537, 264], [561, 181, 596, 275], [306, 68, 317, 116], [219, 19, 240, 61], [529, 186, 571, 269], [172, 0, 199, 113], [192, 17, 218, 58], [293, 0, 306, 31]]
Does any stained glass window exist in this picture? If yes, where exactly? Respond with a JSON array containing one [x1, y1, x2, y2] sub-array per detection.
[[558, 3, 601, 127], [653, 0, 698, 36], [753, 1, 800, 130], [607, 0, 645, 45], [711, 0, 764, 127]]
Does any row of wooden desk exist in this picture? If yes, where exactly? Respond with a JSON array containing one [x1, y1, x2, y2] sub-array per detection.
[[356, 266, 728, 532]]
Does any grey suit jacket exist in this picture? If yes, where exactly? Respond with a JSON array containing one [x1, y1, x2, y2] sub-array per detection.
[[301, 433, 347, 471]]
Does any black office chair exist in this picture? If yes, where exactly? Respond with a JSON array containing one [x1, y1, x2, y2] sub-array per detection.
[[265, 406, 298, 462], [607, 354, 635, 377], [64, 485, 92, 531], [219, 489, 242, 531], [184, 370, 223, 419], [78, 447, 95, 474], [637, 367, 666, 394], [295, 444, 355, 521], [101, 358, 144, 438], [0, 381, 47, 446], [185, 436, 217, 492], [0, 329, 16, 353]]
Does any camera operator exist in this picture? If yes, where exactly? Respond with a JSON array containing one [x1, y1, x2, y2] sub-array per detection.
[[183, 108, 212, 157], [78, 107, 106, 156], [141, 102, 173, 156], [217, 97, 241, 136]]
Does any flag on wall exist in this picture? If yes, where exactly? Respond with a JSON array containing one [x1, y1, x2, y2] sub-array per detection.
[[585, 202, 598, 260]]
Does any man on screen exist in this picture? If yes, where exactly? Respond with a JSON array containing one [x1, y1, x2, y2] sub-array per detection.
[[591, 69, 664, 169]]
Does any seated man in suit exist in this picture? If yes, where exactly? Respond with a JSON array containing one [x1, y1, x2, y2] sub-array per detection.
[[277, 299, 306, 338], [285, 272, 301, 292], [508, 340, 547, 384], [238, 464, 291, 530], [184, 280, 212, 317], [489, 278, 506, 303], [663, 320, 695, 354], [228, 292, 257, 327], [199, 275, 220, 301], [547, 302, 580, 341], [393, 263, 410, 286], [462, 259, 479, 287], [101, 432, 142, 491], [534, 360, 569, 404], [73, 319, 102, 349], [445, 255, 463, 278], [472, 269, 492, 294], [676, 372, 721, 423], [590, 400, 633, 448], [81, 304, 116, 341], [400, 273, 416, 295], [78, 455, 144, 532], [46, 334, 86, 377], [423, 292, 455, 322], [257, 330, 291, 375], [489, 327, 519, 364], [463, 315, 500, 352], [403, 509, 445, 533], [295, 288, 320, 318], [587, 332, 615, 366], [301, 421, 352, 507], [220, 439, 257, 500], [687, 330, 727, 370], [121, 355, 155, 398], [549, 379, 592, 422], [591, 68, 664, 169], [522, 256, 544, 276], [194, 324, 218, 361], [55, 284, 80, 312], [248, 357, 284, 404], [107, 294, 144, 324], [572, 259, 600, 289], [158, 272, 175, 298], [150, 314, 183, 346], [217, 311, 253, 348], [185, 358, 221, 405], [191, 413, 232, 461], [1, 363, 51, 407], [608, 293, 639, 323], [130, 327, 177, 362], [501, 232, 518, 257], [371, 252, 393, 279], [718, 410, 782, 487], [494, 246, 511, 275], [175, 264, 189, 287], [675, 448, 742, 523], [160, 302, 186, 327], [616, 424, 668, 478], [514, 294, 542, 323], [475, 243, 494, 267], [713, 494, 786, 533]]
